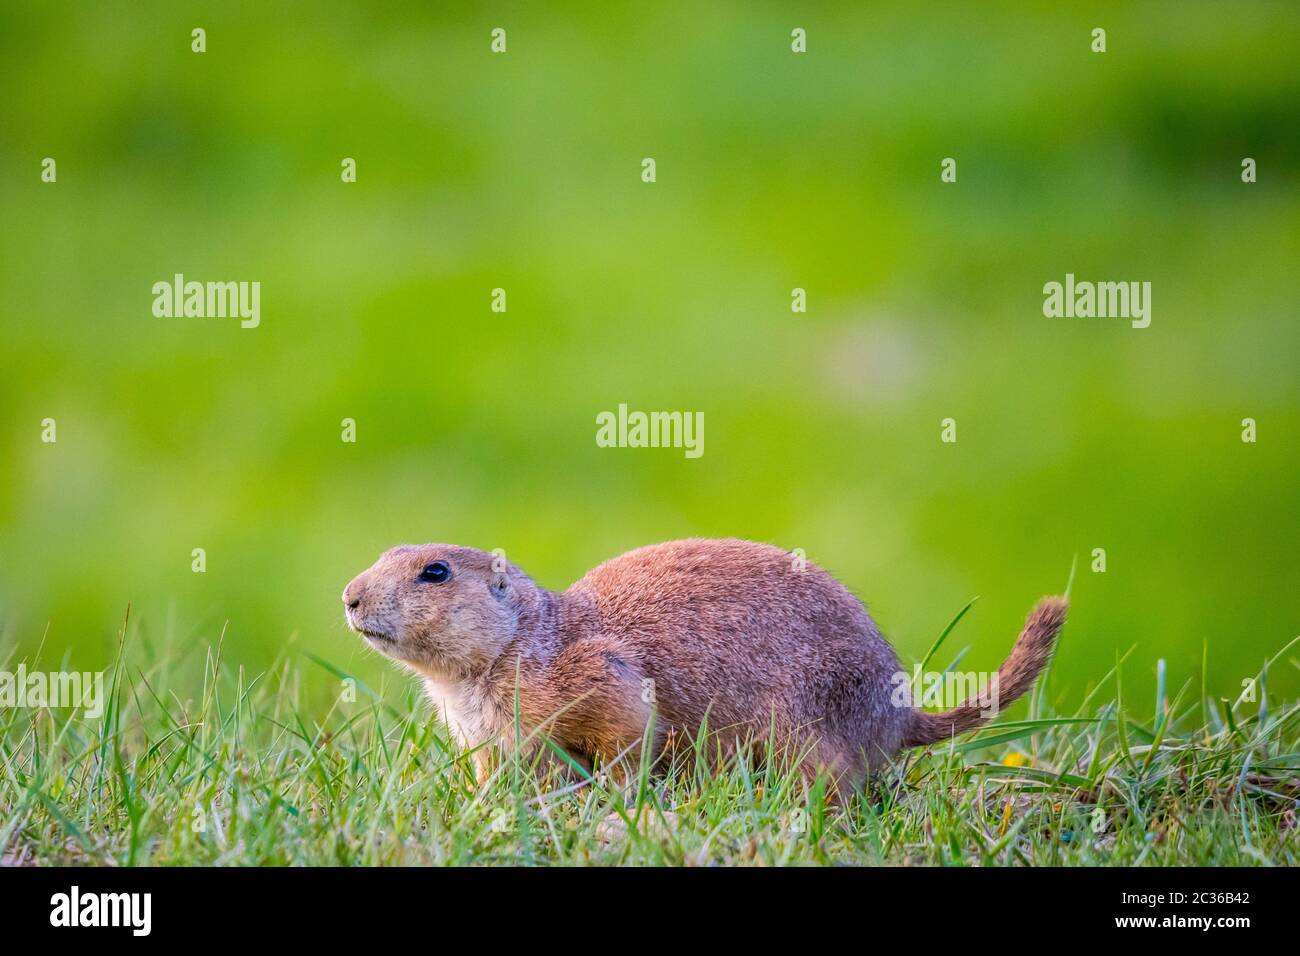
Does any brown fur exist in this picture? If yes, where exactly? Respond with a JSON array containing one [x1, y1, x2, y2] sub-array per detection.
[[342, 539, 1066, 789]]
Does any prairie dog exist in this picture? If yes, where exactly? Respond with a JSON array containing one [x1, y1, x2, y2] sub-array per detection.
[[342, 539, 1066, 787]]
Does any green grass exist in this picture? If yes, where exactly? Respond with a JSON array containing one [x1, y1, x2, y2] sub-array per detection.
[[2, 610, 1298, 867]]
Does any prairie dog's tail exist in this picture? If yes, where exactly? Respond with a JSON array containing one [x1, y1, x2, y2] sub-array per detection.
[[903, 596, 1068, 747]]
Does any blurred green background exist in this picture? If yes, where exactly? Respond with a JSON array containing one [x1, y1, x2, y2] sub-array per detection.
[[1, 2, 1297, 708]]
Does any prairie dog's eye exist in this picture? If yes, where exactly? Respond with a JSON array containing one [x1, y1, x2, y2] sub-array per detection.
[[418, 561, 451, 584]]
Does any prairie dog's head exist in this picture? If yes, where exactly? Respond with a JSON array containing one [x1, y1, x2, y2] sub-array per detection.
[[343, 544, 533, 679]]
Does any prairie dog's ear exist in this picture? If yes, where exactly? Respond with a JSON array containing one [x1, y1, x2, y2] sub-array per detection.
[[489, 572, 510, 600]]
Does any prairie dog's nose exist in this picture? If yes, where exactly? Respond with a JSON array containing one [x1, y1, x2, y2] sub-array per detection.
[[343, 577, 366, 610]]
